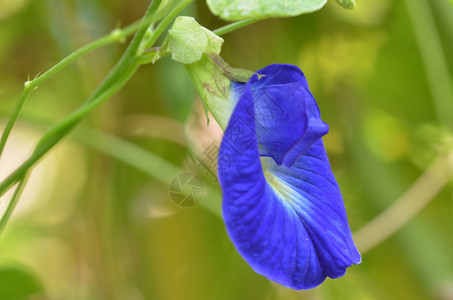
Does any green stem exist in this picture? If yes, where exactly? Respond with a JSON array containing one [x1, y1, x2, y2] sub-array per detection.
[[354, 151, 453, 253], [0, 64, 138, 198], [133, 0, 195, 64], [78, 0, 165, 105], [0, 0, 194, 198], [0, 20, 141, 158], [0, 175, 28, 235], [145, 0, 195, 48], [213, 18, 263, 36]]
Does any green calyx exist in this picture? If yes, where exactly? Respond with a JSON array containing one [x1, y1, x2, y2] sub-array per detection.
[[186, 53, 254, 129], [168, 17, 254, 129]]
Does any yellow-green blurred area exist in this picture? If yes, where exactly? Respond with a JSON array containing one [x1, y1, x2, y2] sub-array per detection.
[[1, 0, 453, 299]]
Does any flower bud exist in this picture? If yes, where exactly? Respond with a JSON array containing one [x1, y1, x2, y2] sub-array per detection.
[[168, 17, 254, 129]]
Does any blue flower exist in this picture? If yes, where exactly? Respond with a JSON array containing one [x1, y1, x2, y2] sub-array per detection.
[[218, 64, 361, 290]]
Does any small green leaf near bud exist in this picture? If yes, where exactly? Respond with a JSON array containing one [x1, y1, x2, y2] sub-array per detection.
[[168, 16, 224, 64], [202, 27, 224, 55], [169, 18, 254, 127]]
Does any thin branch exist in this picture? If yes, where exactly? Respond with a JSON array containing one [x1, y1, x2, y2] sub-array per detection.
[[354, 151, 453, 253], [0, 20, 141, 158]]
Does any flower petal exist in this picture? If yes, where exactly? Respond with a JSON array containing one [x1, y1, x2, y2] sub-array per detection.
[[219, 69, 360, 290], [231, 65, 329, 167], [252, 64, 310, 89]]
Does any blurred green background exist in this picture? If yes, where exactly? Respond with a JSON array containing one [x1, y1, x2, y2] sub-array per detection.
[[1, 0, 453, 299]]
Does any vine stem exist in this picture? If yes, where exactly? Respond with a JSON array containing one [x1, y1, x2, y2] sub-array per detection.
[[213, 18, 263, 36], [0, 1, 261, 229], [0, 175, 28, 235], [0, 0, 197, 230], [0, 20, 141, 158], [353, 151, 453, 253]]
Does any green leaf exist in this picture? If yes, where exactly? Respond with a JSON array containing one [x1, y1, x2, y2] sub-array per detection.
[[0, 264, 44, 300], [206, 0, 328, 21], [335, 0, 355, 9], [168, 16, 224, 64]]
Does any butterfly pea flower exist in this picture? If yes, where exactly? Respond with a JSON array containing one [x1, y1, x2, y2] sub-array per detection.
[[167, 17, 360, 290], [217, 64, 361, 290]]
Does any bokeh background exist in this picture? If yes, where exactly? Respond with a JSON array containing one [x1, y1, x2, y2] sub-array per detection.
[[1, 0, 453, 299]]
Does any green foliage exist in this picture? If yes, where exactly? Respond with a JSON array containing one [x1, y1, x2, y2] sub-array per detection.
[[206, 0, 328, 21], [0, 264, 43, 299]]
